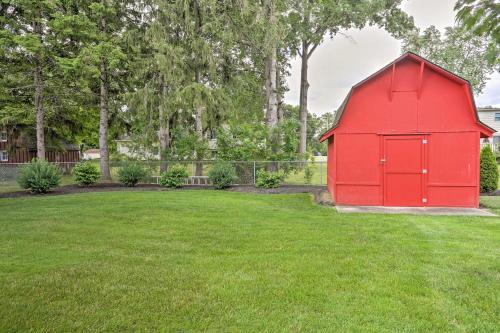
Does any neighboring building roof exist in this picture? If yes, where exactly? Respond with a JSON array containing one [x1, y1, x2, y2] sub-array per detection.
[[27, 143, 80, 151], [478, 107, 500, 112], [319, 52, 495, 142]]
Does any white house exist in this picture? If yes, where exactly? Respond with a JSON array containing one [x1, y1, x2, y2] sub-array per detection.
[[83, 149, 100, 160], [116, 136, 160, 160], [116, 131, 220, 160], [478, 107, 500, 151]]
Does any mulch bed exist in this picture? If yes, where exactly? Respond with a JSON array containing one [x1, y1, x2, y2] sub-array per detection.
[[480, 190, 500, 196], [0, 183, 332, 205]]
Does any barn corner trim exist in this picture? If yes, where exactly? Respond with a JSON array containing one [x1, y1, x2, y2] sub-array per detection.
[[319, 52, 495, 143]]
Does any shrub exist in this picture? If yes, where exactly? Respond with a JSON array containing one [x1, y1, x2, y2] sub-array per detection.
[[256, 170, 284, 189], [304, 164, 314, 184], [73, 161, 100, 186], [159, 165, 188, 188], [17, 159, 61, 194], [209, 162, 237, 189], [118, 161, 147, 187], [480, 145, 499, 193]]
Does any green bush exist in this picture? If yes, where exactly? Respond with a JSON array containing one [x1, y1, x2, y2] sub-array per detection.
[[480, 145, 499, 193], [73, 161, 100, 186], [256, 170, 284, 189], [17, 159, 61, 194], [209, 162, 237, 189], [304, 164, 314, 184], [118, 161, 147, 187], [159, 165, 188, 188]]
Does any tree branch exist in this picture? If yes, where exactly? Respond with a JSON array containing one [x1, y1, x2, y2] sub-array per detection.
[[307, 42, 319, 59]]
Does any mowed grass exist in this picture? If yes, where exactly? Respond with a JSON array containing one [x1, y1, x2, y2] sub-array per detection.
[[0, 192, 499, 332]]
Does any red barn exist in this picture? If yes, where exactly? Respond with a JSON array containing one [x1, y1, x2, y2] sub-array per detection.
[[320, 53, 495, 208]]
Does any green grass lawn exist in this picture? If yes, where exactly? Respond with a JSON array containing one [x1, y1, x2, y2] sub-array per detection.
[[0, 191, 499, 332]]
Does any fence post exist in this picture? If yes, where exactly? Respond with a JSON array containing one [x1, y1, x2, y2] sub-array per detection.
[[320, 161, 323, 186], [253, 161, 256, 185]]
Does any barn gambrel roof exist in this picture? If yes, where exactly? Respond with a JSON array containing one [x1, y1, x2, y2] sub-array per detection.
[[319, 52, 495, 142]]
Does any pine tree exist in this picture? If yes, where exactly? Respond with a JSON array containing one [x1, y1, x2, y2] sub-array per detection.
[[480, 145, 499, 193], [56, 0, 135, 180], [0, 1, 96, 157], [0, 1, 59, 159]]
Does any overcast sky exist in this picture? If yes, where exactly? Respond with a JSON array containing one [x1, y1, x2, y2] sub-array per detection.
[[284, 0, 500, 115]]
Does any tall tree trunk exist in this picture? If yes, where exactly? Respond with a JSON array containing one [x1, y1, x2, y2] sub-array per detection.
[[193, 0, 204, 177], [99, 5, 111, 181], [194, 68, 204, 176], [33, 21, 45, 160], [34, 56, 45, 160], [267, 49, 279, 172], [159, 75, 170, 173], [298, 40, 309, 156], [99, 59, 111, 180], [265, 1, 279, 171], [276, 59, 283, 123], [194, 104, 203, 176], [265, 52, 278, 129]]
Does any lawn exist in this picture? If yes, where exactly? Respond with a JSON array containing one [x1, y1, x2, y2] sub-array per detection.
[[0, 191, 499, 332]]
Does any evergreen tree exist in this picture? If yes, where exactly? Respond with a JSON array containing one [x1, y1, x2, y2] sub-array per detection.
[[480, 145, 499, 193], [0, 1, 96, 157], [55, 0, 138, 179]]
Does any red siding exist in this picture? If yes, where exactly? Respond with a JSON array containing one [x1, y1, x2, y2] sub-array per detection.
[[327, 137, 335, 200], [334, 134, 381, 205]]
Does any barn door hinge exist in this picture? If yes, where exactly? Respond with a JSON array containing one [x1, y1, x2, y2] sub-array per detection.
[[422, 139, 428, 144], [422, 198, 427, 203]]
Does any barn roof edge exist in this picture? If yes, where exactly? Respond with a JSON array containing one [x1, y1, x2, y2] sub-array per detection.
[[318, 52, 495, 142]]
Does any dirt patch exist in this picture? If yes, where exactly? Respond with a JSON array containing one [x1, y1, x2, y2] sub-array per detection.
[[229, 185, 332, 205], [0, 183, 332, 205], [481, 190, 500, 196]]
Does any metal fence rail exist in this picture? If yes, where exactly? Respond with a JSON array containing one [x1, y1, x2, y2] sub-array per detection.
[[0, 162, 78, 182], [0, 160, 327, 190]]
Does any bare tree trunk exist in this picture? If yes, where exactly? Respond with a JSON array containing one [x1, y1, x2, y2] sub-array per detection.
[[159, 76, 170, 173], [276, 60, 283, 123], [99, 59, 111, 180], [194, 67, 204, 176], [298, 41, 309, 156], [266, 50, 278, 128], [265, 57, 278, 126], [264, 56, 271, 116], [193, 0, 204, 177], [194, 105, 204, 176], [266, 49, 278, 172], [33, 21, 45, 160], [99, 4, 111, 181], [34, 57, 45, 160], [265, 1, 279, 172]]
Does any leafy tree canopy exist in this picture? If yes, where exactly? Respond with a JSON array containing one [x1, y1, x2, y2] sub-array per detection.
[[402, 25, 498, 94]]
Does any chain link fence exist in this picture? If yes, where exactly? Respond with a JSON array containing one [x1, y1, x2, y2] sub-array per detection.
[[0, 160, 327, 192]]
